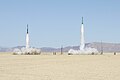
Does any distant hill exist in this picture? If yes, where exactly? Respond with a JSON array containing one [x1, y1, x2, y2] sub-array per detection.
[[0, 47, 12, 52], [0, 42, 120, 52]]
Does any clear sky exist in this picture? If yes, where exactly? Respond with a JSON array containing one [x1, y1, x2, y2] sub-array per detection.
[[0, 0, 120, 48]]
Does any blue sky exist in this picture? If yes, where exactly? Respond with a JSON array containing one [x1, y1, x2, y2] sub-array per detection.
[[0, 0, 120, 48]]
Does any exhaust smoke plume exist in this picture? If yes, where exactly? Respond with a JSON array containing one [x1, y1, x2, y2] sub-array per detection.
[[13, 24, 41, 55], [68, 17, 98, 55]]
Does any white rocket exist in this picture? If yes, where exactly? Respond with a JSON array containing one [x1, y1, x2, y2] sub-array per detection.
[[26, 24, 29, 49], [80, 17, 85, 50]]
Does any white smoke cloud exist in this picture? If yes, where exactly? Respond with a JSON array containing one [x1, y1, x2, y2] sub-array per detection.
[[68, 47, 98, 55], [13, 47, 41, 55]]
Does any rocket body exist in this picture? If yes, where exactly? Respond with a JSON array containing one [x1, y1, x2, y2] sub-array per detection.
[[80, 17, 85, 50], [26, 25, 29, 49]]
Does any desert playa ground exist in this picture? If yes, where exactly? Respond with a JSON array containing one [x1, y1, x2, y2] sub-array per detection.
[[0, 52, 120, 80]]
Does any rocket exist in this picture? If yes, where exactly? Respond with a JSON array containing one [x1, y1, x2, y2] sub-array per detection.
[[26, 24, 29, 49], [27, 24, 28, 34], [80, 17, 85, 50]]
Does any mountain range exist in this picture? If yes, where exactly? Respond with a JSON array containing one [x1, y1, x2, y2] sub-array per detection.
[[0, 42, 120, 53]]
